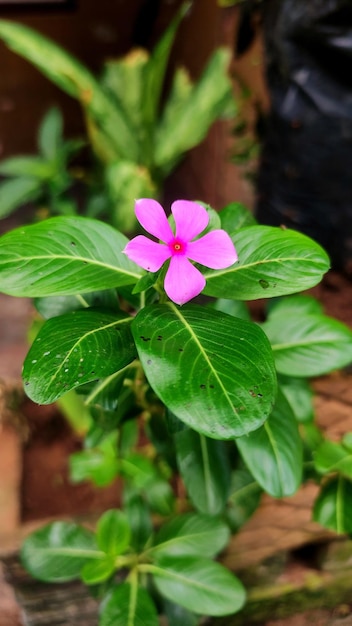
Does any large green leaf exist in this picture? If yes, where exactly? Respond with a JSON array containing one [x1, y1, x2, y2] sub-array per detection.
[[20, 522, 101, 582], [313, 476, 352, 534], [262, 313, 352, 377], [132, 304, 277, 439], [0, 177, 41, 218], [0, 20, 138, 161], [203, 226, 330, 300], [151, 513, 230, 559], [175, 429, 230, 514], [0, 216, 141, 297], [22, 309, 136, 403], [100, 583, 159, 626], [150, 556, 246, 616], [236, 390, 303, 497]]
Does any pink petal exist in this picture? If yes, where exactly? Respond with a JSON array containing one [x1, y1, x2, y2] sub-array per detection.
[[171, 200, 209, 242], [164, 256, 206, 305], [123, 236, 171, 272], [135, 198, 174, 243], [187, 230, 238, 269]]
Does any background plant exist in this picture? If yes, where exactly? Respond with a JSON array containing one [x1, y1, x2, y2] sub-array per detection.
[[1, 200, 352, 624], [0, 3, 236, 232]]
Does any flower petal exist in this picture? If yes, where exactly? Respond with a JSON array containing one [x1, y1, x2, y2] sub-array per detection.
[[123, 236, 171, 272], [171, 200, 209, 242], [187, 230, 238, 269], [135, 198, 173, 243], [164, 256, 206, 305]]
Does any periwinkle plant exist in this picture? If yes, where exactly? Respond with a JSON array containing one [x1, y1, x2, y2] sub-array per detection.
[[1, 199, 352, 624]]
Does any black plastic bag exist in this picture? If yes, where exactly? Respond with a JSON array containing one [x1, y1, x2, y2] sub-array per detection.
[[254, 0, 352, 272]]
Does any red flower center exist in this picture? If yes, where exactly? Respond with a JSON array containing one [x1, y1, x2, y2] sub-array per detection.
[[169, 239, 186, 255]]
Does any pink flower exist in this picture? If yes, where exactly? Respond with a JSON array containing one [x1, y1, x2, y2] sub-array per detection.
[[123, 199, 238, 306]]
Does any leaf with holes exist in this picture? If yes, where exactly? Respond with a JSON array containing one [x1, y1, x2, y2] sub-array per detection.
[[132, 304, 277, 439], [22, 309, 136, 404], [0, 216, 141, 297]]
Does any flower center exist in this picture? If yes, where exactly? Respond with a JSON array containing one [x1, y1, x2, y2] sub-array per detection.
[[169, 239, 186, 255]]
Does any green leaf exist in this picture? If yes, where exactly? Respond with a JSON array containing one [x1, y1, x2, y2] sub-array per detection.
[[96, 509, 131, 556], [0, 155, 54, 178], [219, 201, 257, 233], [203, 226, 330, 300], [267, 294, 324, 320], [313, 476, 352, 534], [0, 177, 41, 218], [69, 431, 120, 487], [278, 375, 314, 423], [80, 555, 116, 585], [155, 48, 236, 174], [0, 216, 141, 297], [22, 309, 136, 404], [100, 583, 159, 626], [20, 521, 101, 582], [175, 429, 230, 515], [150, 556, 246, 616], [132, 304, 277, 439], [236, 390, 303, 497], [142, 2, 190, 142], [38, 106, 63, 160], [34, 289, 120, 319], [105, 161, 156, 232], [163, 599, 198, 626], [121, 453, 158, 489], [314, 440, 352, 478], [151, 513, 230, 558], [124, 494, 153, 551], [227, 469, 262, 532], [262, 312, 352, 377], [144, 477, 175, 516]]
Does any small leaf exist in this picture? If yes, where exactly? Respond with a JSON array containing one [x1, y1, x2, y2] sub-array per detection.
[[227, 469, 262, 532], [314, 440, 352, 478], [0, 177, 41, 218], [151, 556, 246, 616], [203, 226, 330, 300], [132, 304, 277, 439], [278, 375, 314, 423], [175, 429, 230, 515], [313, 475, 352, 534], [20, 522, 100, 582], [22, 309, 136, 404], [144, 477, 175, 516], [0, 216, 142, 297], [70, 430, 120, 487], [38, 106, 64, 160], [97, 509, 131, 556], [80, 555, 116, 585], [0, 155, 54, 178], [236, 390, 303, 497], [124, 494, 153, 551], [151, 513, 230, 558], [219, 201, 257, 233], [100, 583, 159, 626]]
